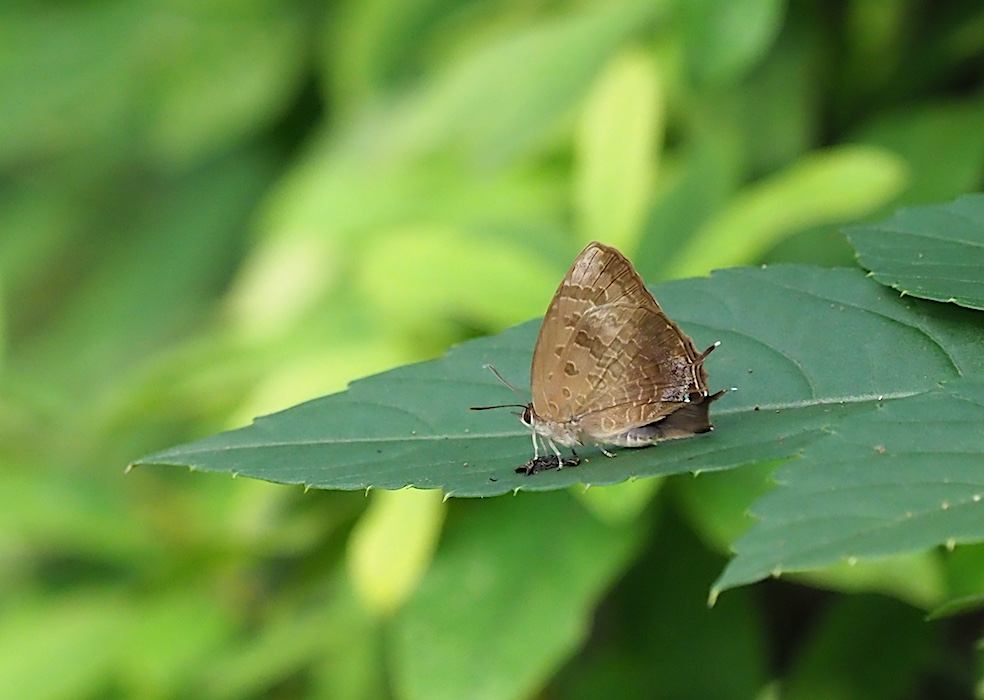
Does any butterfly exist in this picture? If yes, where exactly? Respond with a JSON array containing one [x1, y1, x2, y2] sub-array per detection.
[[475, 241, 724, 474]]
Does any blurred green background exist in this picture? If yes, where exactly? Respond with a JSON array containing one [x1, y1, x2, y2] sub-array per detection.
[[3, 0, 984, 698]]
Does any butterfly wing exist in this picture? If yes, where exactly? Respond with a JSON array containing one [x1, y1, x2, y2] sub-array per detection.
[[530, 241, 641, 423], [530, 242, 711, 440]]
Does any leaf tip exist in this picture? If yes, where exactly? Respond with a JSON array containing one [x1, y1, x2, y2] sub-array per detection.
[[707, 588, 720, 608]]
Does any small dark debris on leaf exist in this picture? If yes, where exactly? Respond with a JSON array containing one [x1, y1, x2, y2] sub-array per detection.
[[516, 455, 581, 475]]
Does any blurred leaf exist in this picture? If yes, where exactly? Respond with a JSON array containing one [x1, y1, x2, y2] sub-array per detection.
[[355, 227, 562, 335], [852, 96, 984, 206], [0, 4, 135, 166], [0, 592, 127, 700], [134, 265, 984, 499], [673, 459, 780, 551], [677, 0, 786, 85], [846, 193, 984, 311], [200, 578, 383, 700], [931, 543, 984, 619], [668, 145, 908, 278], [343, 0, 666, 166], [636, 134, 743, 280], [552, 509, 769, 699], [0, 180, 82, 334], [0, 467, 158, 564], [323, 0, 457, 106], [0, 2, 307, 169], [13, 149, 274, 389], [575, 477, 663, 525], [721, 22, 821, 175], [574, 47, 663, 252], [346, 488, 446, 616], [121, 587, 235, 698], [390, 492, 644, 700], [781, 595, 937, 700], [713, 378, 984, 600], [240, 157, 566, 340], [140, 1, 309, 168], [841, 0, 907, 96]]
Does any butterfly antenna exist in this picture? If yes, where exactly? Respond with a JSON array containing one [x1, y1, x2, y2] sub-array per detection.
[[470, 364, 528, 411], [485, 364, 526, 398]]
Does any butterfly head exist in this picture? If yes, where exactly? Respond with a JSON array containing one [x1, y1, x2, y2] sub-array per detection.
[[520, 404, 533, 428]]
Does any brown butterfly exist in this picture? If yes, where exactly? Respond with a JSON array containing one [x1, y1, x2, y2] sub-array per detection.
[[475, 241, 724, 474]]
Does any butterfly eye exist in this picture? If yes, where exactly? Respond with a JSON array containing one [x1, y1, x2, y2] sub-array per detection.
[[520, 406, 533, 427]]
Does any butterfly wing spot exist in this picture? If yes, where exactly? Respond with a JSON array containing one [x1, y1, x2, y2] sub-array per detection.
[[563, 361, 578, 376]]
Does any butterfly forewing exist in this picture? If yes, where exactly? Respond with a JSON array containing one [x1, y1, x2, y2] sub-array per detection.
[[531, 242, 711, 439], [530, 243, 643, 422]]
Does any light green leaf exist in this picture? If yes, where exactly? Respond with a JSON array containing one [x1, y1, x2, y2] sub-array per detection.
[[668, 145, 908, 278], [0, 593, 127, 700], [575, 477, 663, 525], [354, 227, 562, 333], [574, 47, 663, 252], [391, 492, 644, 700], [845, 193, 984, 311], [346, 488, 446, 616]]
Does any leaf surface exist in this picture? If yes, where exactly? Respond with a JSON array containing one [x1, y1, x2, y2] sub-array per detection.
[[713, 379, 984, 599], [132, 266, 984, 498], [846, 193, 984, 310]]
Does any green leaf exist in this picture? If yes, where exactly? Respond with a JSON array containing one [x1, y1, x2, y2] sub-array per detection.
[[346, 488, 446, 616], [348, 0, 664, 166], [573, 47, 663, 252], [779, 595, 937, 700], [851, 97, 984, 206], [667, 145, 908, 278], [132, 265, 984, 499], [0, 593, 128, 700], [198, 576, 383, 700], [677, 0, 786, 85], [712, 378, 984, 599], [550, 509, 770, 699], [390, 492, 644, 700], [141, 3, 309, 168], [845, 193, 984, 311]]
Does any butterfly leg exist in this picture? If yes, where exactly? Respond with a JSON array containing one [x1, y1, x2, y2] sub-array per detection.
[[547, 438, 563, 459], [518, 435, 581, 474], [598, 445, 617, 458]]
